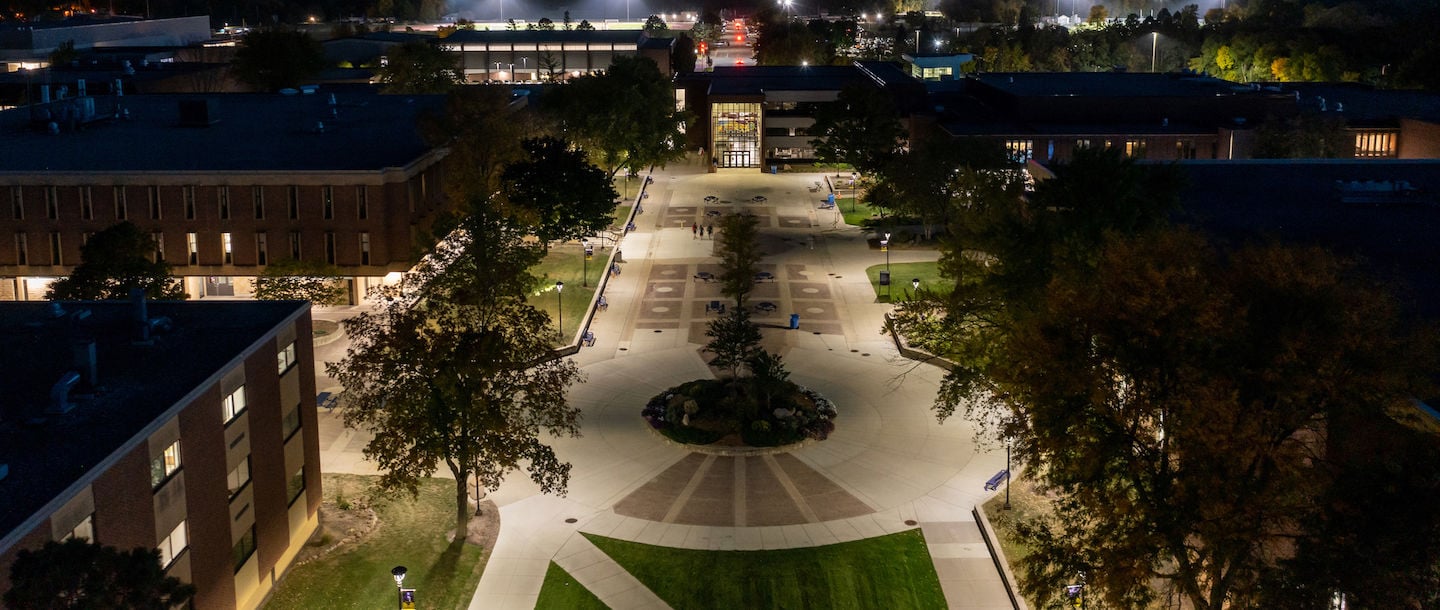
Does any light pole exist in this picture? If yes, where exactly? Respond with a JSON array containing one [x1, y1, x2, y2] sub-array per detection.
[[390, 566, 407, 610], [493, 61, 502, 81], [1151, 31, 1159, 72], [911, 277, 919, 300], [555, 281, 564, 339], [883, 232, 891, 301], [850, 172, 857, 213], [1005, 438, 1012, 510], [582, 240, 591, 287]]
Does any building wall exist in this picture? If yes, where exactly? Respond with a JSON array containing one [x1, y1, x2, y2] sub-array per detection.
[[0, 154, 448, 301], [0, 308, 319, 610], [1399, 118, 1440, 159]]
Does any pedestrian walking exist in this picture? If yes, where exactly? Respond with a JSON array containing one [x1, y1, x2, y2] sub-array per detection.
[[692, 222, 698, 238], [707, 224, 713, 239]]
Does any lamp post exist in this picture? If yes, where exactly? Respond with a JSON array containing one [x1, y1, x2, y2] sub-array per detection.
[[883, 232, 891, 301], [582, 240, 591, 287], [390, 566, 407, 610], [1005, 438, 1013, 510], [850, 172, 857, 213], [555, 281, 564, 340], [911, 277, 919, 300], [1151, 31, 1159, 72]]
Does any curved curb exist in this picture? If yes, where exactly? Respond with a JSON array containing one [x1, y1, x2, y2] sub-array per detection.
[[639, 418, 822, 457]]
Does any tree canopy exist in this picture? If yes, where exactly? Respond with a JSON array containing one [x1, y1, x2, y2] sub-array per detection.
[[329, 197, 583, 537], [47, 222, 185, 301], [375, 39, 462, 94], [543, 55, 687, 179], [5, 539, 195, 609], [500, 136, 619, 245], [713, 212, 763, 309], [253, 258, 349, 305], [230, 29, 325, 92], [809, 83, 906, 175]]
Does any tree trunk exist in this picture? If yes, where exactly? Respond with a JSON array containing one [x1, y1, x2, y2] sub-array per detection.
[[446, 461, 471, 542]]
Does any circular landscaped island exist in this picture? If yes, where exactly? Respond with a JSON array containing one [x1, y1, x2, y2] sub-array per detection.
[[642, 378, 837, 448]]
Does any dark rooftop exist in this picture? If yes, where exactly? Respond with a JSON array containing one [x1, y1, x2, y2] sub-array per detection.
[[972, 71, 1273, 99], [442, 29, 643, 44], [0, 89, 446, 173], [704, 65, 864, 96], [1280, 82, 1440, 126], [1174, 160, 1440, 317], [0, 300, 308, 538]]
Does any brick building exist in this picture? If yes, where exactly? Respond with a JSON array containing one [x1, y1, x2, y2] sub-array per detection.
[[0, 87, 451, 302], [0, 299, 320, 609]]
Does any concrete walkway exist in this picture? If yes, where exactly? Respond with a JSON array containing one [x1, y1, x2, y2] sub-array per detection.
[[313, 162, 1013, 609]]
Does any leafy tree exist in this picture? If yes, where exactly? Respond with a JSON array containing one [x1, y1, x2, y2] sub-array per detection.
[[253, 258, 348, 305], [421, 86, 539, 202], [501, 136, 619, 245], [49, 40, 78, 66], [691, 21, 723, 47], [672, 33, 698, 75], [5, 539, 195, 609], [576, 19, 596, 31], [1253, 111, 1350, 159], [230, 29, 325, 92], [544, 55, 687, 179], [535, 17, 555, 31], [809, 83, 906, 175], [643, 15, 669, 36], [376, 39, 462, 94], [47, 222, 185, 301], [713, 212, 763, 309], [329, 197, 583, 538], [704, 307, 764, 379], [1000, 230, 1433, 608]]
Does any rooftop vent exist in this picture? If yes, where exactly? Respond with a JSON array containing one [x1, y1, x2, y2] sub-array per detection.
[[48, 371, 80, 414], [177, 99, 218, 127]]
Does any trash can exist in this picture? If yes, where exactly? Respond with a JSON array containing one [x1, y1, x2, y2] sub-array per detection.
[[770, 165, 778, 174], [879, 271, 891, 286], [789, 313, 800, 329]]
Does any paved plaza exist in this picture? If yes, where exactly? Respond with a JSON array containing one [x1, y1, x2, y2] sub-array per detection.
[[312, 162, 1014, 609]]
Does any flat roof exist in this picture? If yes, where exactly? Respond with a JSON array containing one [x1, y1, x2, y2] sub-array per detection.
[[0, 301, 308, 539], [972, 72, 1270, 99], [705, 65, 863, 96], [1175, 160, 1440, 317], [0, 89, 446, 174], [442, 29, 642, 44]]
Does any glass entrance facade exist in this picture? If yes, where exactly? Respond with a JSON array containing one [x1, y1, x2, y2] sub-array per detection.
[[712, 103, 761, 168]]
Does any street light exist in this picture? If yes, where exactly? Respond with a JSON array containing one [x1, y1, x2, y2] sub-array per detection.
[[555, 281, 564, 340], [581, 240, 591, 287], [1151, 31, 1159, 72], [850, 172, 857, 213], [1005, 438, 1013, 510], [390, 566, 407, 610], [883, 232, 891, 301]]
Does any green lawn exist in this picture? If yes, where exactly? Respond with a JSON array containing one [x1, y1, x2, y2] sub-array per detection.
[[610, 204, 633, 231], [526, 244, 609, 344], [584, 529, 946, 609], [265, 475, 486, 610], [837, 196, 885, 227], [982, 476, 1047, 609], [865, 261, 947, 303], [535, 562, 608, 609]]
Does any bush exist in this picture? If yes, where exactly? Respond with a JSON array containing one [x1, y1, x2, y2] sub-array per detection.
[[643, 379, 837, 448]]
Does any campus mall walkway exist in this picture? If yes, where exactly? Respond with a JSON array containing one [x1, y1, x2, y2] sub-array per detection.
[[314, 167, 1015, 609]]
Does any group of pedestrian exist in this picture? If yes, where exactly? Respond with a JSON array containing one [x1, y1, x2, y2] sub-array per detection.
[[691, 222, 714, 239]]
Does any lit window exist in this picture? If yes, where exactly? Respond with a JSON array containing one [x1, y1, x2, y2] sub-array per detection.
[[277, 342, 297, 374], [63, 514, 94, 541], [222, 386, 247, 424], [157, 520, 187, 569], [359, 232, 371, 265], [1004, 139, 1034, 163], [1353, 131, 1396, 158], [222, 232, 234, 264], [186, 232, 198, 265], [227, 457, 251, 499], [150, 440, 182, 488], [1124, 139, 1147, 159]]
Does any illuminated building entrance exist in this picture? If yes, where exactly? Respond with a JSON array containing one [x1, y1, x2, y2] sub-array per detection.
[[712, 102, 761, 168]]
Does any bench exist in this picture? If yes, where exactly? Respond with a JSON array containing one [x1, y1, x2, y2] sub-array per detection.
[[316, 391, 339, 412], [705, 300, 726, 314], [597, 295, 609, 311], [983, 469, 1009, 491], [582, 330, 596, 347]]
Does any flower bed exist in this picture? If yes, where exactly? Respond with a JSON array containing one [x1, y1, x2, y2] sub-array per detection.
[[642, 379, 837, 448]]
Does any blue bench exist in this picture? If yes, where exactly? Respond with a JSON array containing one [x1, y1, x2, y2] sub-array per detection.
[[582, 330, 596, 347], [316, 392, 339, 412], [984, 469, 1009, 491]]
